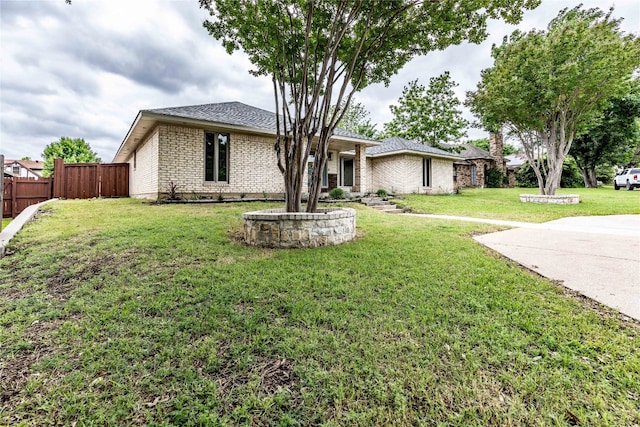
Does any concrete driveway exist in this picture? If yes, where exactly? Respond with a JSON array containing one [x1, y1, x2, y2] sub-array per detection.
[[473, 215, 640, 321]]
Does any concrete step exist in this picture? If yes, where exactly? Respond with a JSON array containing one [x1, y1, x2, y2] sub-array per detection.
[[373, 204, 398, 210]]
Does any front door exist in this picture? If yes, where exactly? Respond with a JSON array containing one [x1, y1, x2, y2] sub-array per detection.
[[341, 158, 354, 187]]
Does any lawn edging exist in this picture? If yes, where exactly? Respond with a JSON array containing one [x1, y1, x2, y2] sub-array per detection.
[[0, 199, 58, 257], [520, 194, 580, 204]]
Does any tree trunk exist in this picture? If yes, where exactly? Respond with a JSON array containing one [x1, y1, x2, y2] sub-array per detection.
[[582, 167, 598, 188]]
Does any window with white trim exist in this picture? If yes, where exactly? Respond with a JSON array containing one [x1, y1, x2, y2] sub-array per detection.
[[205, 132, 229, 182]]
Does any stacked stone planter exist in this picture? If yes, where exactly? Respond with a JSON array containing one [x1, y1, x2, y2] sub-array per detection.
[[243, 208, 356, 248], [520, 194, 580, 204]]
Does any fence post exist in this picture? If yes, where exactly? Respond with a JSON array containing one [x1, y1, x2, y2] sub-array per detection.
[[53, 158, 64, 198], [12, 175, 17, 218], [97, 164, 102, 198]]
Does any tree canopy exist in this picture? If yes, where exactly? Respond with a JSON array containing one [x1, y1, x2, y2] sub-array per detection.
[[384, 72, 468, 145], [335, 100, 377, 139], [570, 82, 640, 187], [467, 6, 640, 195], [42, 137, 100, 177], [200, 0, 540, 212]]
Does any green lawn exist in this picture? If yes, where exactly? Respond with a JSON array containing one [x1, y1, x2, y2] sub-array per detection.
[[1, 218, 10, 230], [1, 199, 638, 426], [394, 187, 640, 222]]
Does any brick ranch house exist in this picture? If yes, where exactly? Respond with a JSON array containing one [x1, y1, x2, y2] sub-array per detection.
[[113, 102, 462, 200]]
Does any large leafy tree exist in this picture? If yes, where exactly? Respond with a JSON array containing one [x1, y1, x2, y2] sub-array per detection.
[[200, 0, 539, 212], [383, 72, 468, 145], [467, 6, 640, 195], [42, 137, 100, 177], [335, 100, 377, 139], [570, 84, 640, 187]]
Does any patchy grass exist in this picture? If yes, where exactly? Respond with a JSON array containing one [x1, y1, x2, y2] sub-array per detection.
[[1, 218, 10, 230], [1, 199, 638, 426], [394, 187, 640, 223]]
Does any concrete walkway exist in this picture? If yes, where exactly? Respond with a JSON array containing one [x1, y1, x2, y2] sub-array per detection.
[[0, 199, 57, 257], [405, 213, 640, 321]]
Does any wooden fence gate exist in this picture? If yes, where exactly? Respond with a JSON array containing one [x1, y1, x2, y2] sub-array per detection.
[[52, 159, 129, 199], [3, 177, 54, 218]]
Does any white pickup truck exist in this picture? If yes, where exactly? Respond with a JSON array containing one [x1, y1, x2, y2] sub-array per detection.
[[614, 168, 640, 190]]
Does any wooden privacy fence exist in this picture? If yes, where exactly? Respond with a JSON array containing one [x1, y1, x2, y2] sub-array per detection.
[[3, 177, 53, 218], [53, 159, 129, 199]]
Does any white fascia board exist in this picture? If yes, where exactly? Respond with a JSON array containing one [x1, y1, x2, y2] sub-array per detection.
[[367, 149, 462, 161], [113, 111, 144, 163]]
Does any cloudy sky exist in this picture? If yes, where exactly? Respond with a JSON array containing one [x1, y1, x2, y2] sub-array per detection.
[[1, 0, 638, 162]]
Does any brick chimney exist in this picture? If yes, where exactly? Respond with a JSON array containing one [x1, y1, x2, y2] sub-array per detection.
[[489, 132, 506, 173]]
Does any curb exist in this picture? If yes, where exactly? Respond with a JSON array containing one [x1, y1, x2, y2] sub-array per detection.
[[0, 199, 58, 258]]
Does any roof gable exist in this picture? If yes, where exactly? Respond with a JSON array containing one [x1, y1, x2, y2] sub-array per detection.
[[442, 143, 493, 160]]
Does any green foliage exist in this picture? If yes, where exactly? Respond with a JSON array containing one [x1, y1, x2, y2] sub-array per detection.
[[328, 187, 345, 199], [376, 188, 388, 197], [335, 100, 378, 138], [485, 168, 505, 188], [468, 137, 490, 151], [200, 0, 540, 212], [516, 160, 584, 188], [596, 165, 615, 184], [467, 5, 640, 195], [468, 138, 516, 155], [570, 81, 640, 186], [42, 137, 100, 177], [384, 73, 468, 144]]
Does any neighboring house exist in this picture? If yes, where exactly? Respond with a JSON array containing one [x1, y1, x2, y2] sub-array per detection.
[[366, 137, 462, 194], [114, 101, 463, 200], [3, 159, 44, 179], [113, 102, 380, 199], [505, 154, 527, 187], [445, 133, 510, 189]]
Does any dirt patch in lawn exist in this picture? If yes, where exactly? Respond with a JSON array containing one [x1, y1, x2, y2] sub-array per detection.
[[216, 358, 295, 395], [255, 358, 296, 395], [0, 318, 68, 411], [46, 252, 130, 300]]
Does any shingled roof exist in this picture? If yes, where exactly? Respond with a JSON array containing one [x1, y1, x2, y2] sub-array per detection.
[[145, 102, 377, 141], [366, 137, 462, 160], [440, 143, 494, 160]]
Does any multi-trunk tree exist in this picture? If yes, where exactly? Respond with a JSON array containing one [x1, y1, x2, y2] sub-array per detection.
[[200, 0, 540, 212], [467, 6, 640, 195], [384, 72, 468, 146]]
